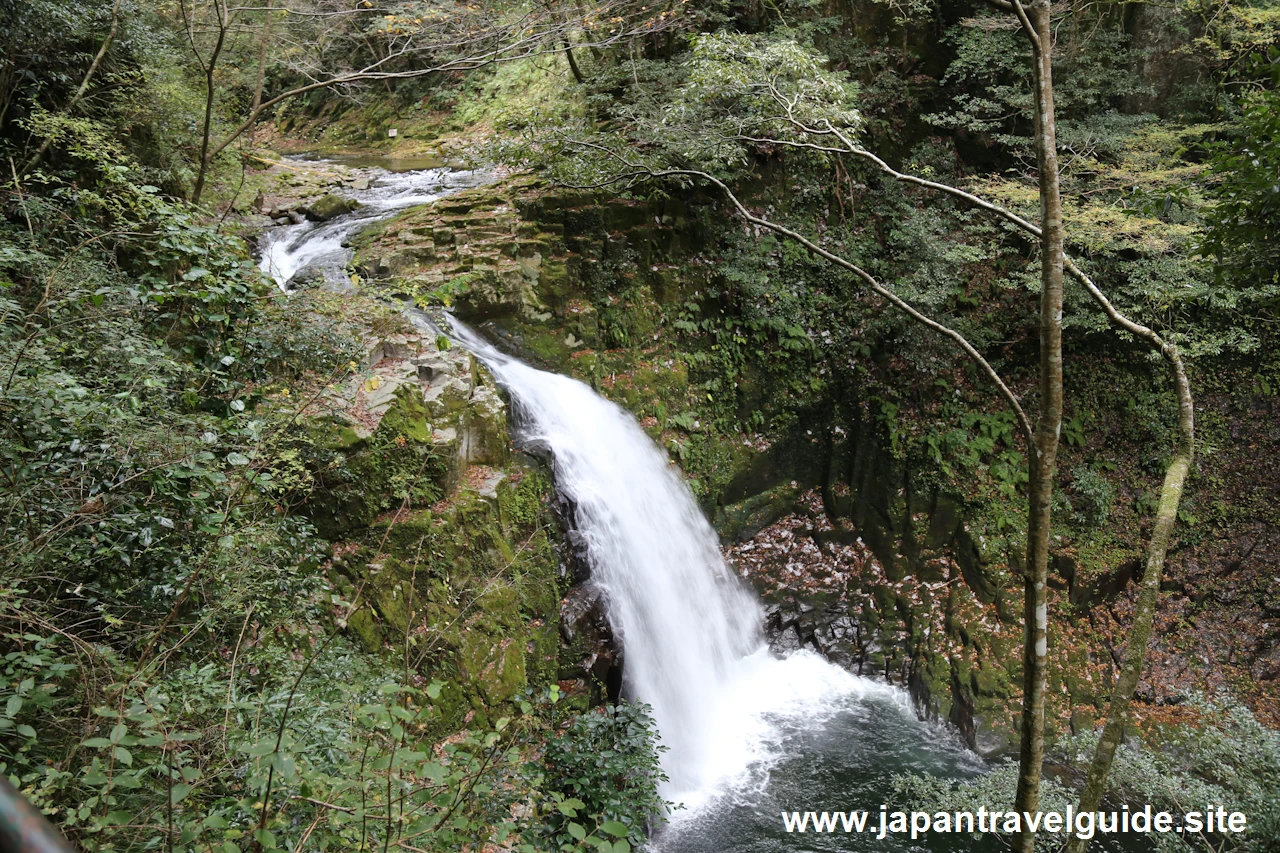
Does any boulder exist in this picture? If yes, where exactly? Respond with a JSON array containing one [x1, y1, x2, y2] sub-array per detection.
[[304, 193, 359, 222], [285, 265, 328, 289]]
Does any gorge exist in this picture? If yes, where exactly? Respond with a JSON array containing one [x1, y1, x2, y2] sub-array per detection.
[[4, 2, 1280, 850]]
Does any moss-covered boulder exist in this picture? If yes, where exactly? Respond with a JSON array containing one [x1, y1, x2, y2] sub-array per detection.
[[332, 465, 564, 729], [297, 324, 512, 539], [303, 382, 451, 539], [305, 193, 359, 221]]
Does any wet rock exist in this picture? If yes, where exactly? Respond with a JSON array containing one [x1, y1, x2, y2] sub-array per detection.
[[305, 193, 359, 222], [286, 265, 354, 291], [769, 624, 804, 656], [460, 383, 509, 466], [560, 584, 622, 700], [285, 265, 328, 289]]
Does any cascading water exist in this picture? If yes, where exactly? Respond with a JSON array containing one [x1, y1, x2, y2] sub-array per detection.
[[257, 159, 490, 289], [451, 321, 767, 798], [447, 322, 983, 840], [258, 166, 1115, 849]]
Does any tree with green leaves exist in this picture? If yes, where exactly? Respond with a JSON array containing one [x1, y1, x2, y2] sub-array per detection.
[[1203, 50, 1280, 296], [169, 0, 690, 203]]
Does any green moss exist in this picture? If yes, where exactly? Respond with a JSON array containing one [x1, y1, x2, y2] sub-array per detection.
[[972, 659, 1013, 698], [339, 461, 563, 724], [378, 383, 434, 443], [346, 608, 383, 653], [303, 385, 449, 538], [713, 482, 801, 543]]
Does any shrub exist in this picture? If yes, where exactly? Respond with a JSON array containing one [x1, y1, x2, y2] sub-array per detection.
[[536, 701, 670, 852]]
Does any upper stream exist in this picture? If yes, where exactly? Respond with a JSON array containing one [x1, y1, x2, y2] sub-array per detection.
[[257, 156, 489, 289]]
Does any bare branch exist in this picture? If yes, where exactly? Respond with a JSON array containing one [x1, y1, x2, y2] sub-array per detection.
[[556, 155, 1035, 447]]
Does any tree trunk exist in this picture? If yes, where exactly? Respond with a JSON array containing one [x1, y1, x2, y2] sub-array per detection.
[[251, 0, 274, 115], [190, 0, 229, 205], [564, 38, 586, 84], [1062, 336, 1194, 853], [1013, 2, 1065, 849]]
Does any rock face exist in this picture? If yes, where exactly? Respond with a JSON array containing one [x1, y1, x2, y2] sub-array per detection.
[[734, 490, 1020, 756], [349, 176, 699, 357], [329, 466, 563, 729], [296, 312, 577, 729], [302, 325, 509, 538], [559, 584, 622, 704]]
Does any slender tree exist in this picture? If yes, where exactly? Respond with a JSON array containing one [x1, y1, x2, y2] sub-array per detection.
[[993, 3, 1065, 843]]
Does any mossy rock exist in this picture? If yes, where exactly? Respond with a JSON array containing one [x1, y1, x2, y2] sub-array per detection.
[[305, 194, 359, 221], [714, 481, 802, 543], [337, 463, 564, 725], [304, 384, 449, 538]]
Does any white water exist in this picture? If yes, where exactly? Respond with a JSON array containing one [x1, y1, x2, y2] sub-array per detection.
[[449, 322, 914, 812], [257, 161, 489, 289]]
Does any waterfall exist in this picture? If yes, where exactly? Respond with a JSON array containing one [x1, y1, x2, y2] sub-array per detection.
[[251, 164, 982, 845], [449, 322, 905, 809]]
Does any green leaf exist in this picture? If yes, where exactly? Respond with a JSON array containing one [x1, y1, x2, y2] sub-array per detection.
[[271, 754, 296, 779], [600, 821, 630, 839], [5, 695, 21, 717], [112, 746, 132, 766], [567, 822, 586, 841], [109, 723, 127, 744], [15, 725, 35, 738], [241, 740, 277, 756]]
